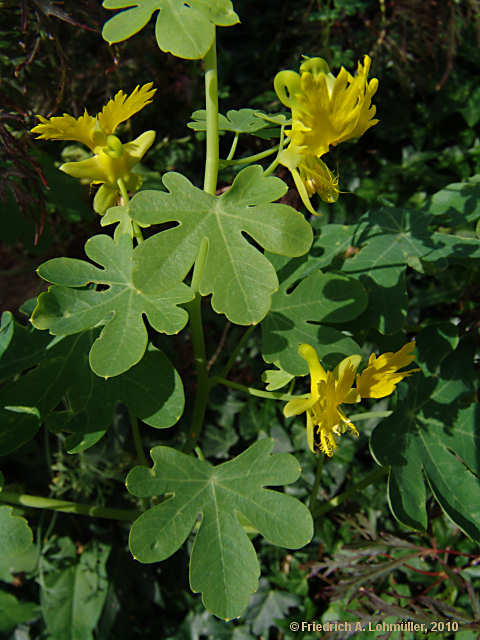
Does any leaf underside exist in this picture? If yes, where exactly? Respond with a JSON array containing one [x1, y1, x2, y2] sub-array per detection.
[[127, 439, 313, 619]]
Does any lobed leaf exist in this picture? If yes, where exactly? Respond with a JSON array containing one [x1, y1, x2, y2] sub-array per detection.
[[188, 108, 270, 134], [131, 166, 313, 325], [370, 337, 480, 540], [248, 579, 300, 636], [31, 234, 192, 377], [340, 207, 480, 333], [102, 0, 239, 59], [127, 439, 313, 619], [261, 254, 367, 375], [0, 320, 184, 453], [423, 175, 480, 224]]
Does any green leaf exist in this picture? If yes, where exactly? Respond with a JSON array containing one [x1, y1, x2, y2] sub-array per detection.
[[0, 315, 52, 382], [415, 322, 458, 373], [202, 423, 239, 459], [100, 203, 151, 240], [424, 175, 480, 224], [102, 0, 239, 59], [31, 234, 192, 377], [248, 579, 299, 636], [0, 543, 38, 584], [41, 540, 110, 640], [342, 208, 434, 281], [261, 255, 367, 375], [339, 207, 480, 332], [238, 399, 276, 440], [344, 207, 480, 277], [459, 87, 480, 127], [261, 366, 294, 391], [65, 431, 106, 453], [0, 505, 34, 559], [46, 345, 185, 435], [0, 591, 38, 633], [0, 312, 14, 359], [0, 408, 41, 455], [131, 167, 313, 325], [127, 439, 313, 619], [308, 223, 355, 270], [188, 109, 270, 134], [254, 112, 291, 126], [370, 340, 480, 539], [0, 321, 184, 453]]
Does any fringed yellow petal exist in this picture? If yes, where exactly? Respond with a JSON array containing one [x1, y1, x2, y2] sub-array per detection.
[[356, 341, 420, 398], [274, 54, 379, 159], [97, 83, 156, 134], [31, 110, 97, 150], [333, 355, 362, 383], [334, 356, 362, 400], [284, 343, 365, 457], [320, 428, 336, 457]]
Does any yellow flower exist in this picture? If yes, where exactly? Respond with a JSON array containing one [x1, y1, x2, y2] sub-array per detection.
[[274, 56, 378, 213], [31, 83, 156, 213], [356, 341, 420, 399], [277, 147, 339, 214], [284, 344, 361, 456], [284, 341, 419, 456]]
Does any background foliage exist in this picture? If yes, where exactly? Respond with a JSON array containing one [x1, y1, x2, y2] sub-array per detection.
[[1, 0, 480, 637]]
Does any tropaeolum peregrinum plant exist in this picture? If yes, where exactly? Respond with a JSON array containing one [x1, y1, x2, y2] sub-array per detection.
[[1, 0, 478, 625]]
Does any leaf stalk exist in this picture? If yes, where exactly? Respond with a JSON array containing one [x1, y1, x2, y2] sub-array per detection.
[[0, 491, 140, 521]]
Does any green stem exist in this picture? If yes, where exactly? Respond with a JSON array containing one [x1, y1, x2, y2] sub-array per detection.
[[203, 35, 219, 195], [132, 223, 144, 243], [194, 446, 206, 462], [263, 125, 285, 177], [182, 40, 218, 451], [184, 294, 210, 453], [219, 325, 255, 378], [117, 177, 129, 203], [220, 144, 280, 167], [212, 376, 306, 401], [309, 455, 325, 511], [0, 491, 140, 521], [117, 177, 143, 243], [226, 133, 239, 161], [313, 466, 388, 516], [128, 409, 148, 467], [263, 157, 280, 178]]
